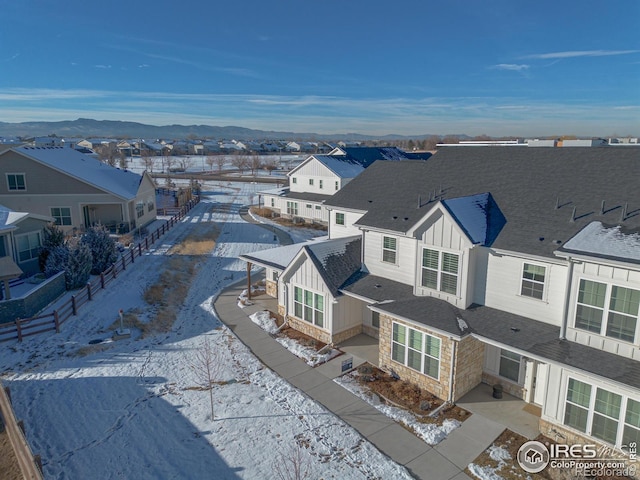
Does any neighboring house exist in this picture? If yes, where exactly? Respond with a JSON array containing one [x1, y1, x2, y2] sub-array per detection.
[[259, 147, 431, 225], [0, 204, 53, 275], [241, 147, 640, 455], [0, 146, 157, 234]]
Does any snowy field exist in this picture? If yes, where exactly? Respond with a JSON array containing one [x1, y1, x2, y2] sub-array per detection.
[[0, 181, 411, 480]]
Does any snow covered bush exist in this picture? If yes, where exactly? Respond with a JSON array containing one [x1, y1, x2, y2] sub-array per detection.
[[39, 223, 66, 272], [44, 243, 92, 289], [81, 225, 118, 274]]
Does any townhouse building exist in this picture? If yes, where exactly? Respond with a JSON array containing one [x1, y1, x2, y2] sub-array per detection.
[[241, 147, 640, 453]]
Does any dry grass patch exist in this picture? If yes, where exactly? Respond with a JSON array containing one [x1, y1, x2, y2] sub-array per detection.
[[168, 223, 219, 255]]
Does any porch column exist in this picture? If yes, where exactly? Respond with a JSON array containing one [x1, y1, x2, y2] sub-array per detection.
[[1, 280, 9, 300], [246, 262, 252, 300]]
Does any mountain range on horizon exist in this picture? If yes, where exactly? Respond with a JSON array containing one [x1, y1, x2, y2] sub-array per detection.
[[0, 118, 460, 142]]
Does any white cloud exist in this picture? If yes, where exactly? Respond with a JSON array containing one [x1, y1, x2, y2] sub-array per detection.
[[94, 64, 112, 69], [525, 49, 640, 59], [492, 64, 530, 71]]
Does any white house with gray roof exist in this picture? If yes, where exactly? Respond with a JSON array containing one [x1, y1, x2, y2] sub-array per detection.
[[241, 147, 640, 458], [0, 146, 157, 235]]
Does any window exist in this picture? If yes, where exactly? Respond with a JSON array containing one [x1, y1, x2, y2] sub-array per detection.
[[306, 204, 312, 209], [335, 181, 339, 191], [319, 179, 323, 189], [335, 212, 345, 225], [16, 232, 41, 262], [147, 199, 155, 212], [391, 322, 440, 379], [575, 279, 639, 343], [315, 205, 321, 210], [293, 286, 324, 327], [286, 201, 298, 216], [499, 349, 521, 383], [271, 198, 275, 207], [564, 378, 638, 447], [136, 203, 145, 218], [521, 263, 545, 299], [421, 248, 459, 295], [309, 178, 314, 186], [272, 271, 279, 282], [382, 236, 397, 264], [292, 177, 297, 184], [50, 207, 72, 226], [371, 311, 380, 328], [7, 173, 26, 191]]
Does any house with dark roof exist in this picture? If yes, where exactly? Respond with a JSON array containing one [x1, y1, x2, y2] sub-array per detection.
[[259, 147, 431, 225], [241, 147, 640, 454], [0, 146, 157, 235], [0, 204, 53, 275]]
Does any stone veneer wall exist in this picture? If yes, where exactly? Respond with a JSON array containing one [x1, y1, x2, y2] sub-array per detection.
[[332, 324, 362, 344], [451, 335, 485, 401], [482, 372, 526, 400], [539, 419, 639, 479], [378, 313, 453, 401], [362, 325, 379, 339], [265, 279, 277, 298], [277, 304, 285, 317], [287, 315, 332, 345]]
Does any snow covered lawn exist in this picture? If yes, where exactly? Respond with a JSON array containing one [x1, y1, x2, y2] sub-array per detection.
[[0, 181, 411, 480]]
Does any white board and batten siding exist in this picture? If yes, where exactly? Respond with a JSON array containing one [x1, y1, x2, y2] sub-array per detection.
[[564, 260, 640, 361], [286, 255, 334, 332], [333, 294, 367, 334], [290, 159, 339, 195], [482, 252, 567, 327]]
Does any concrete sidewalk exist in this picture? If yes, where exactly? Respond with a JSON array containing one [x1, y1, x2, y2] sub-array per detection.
[[214, 281, 486, 480]]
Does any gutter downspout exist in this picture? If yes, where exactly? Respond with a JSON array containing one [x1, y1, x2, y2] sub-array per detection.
[[448, 339, 456, 403], [559, 258, 575, 340]]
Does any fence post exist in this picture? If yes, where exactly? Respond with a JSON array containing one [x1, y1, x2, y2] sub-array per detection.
[[138, 243, 142, 256], [71, 295, 77, 315], [54, 310, 60, 333], [15, 318, 22, 342], [87, 282, 92, 301], [122, 256, 126, 271], [130, 249, 135, 264], [113, 264, 117, 279], [145, 237, 149, 250], [100, 273, 105, 289]]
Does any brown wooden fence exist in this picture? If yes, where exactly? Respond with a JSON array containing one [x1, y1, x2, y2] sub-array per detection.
[[0, 197, 200, 344]]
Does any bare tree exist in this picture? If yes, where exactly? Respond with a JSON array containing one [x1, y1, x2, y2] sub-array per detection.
[[262, 158, 278, 175], [190, 336, 222, 421], [96, 144, 120, 167], [177, 156, 193, 172], [215, 156, 226, 174], [231, 154, 248, 174], [142, 150, 154, 172], [205, 155, 216, 172], [118, 153, 128, 169], [249, 154, 262, 176], [272, 442, 311, 480]]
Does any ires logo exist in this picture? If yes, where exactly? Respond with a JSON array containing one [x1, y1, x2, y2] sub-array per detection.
[[548, 444, 597, 458]]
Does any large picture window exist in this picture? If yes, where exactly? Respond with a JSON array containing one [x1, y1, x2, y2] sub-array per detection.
[[564, 377, 637, 447], [286, 201, 298, 216], [575, 279, 639, 343], [521, 263, 545, 299], [499, 349, 521, 383], [421, 248, 459, 295], [391, 322, 440, 379], [293, 286, 324, 327], [16, 232, 41, 262]]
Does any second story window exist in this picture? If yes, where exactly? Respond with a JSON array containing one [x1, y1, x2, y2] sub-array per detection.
[[51, 207, 72, 226], [382, 236, 397, 263], [292, 177, 297, 184], [335, 181, 339, 191], [335, 212, 345, 225], [7, 173, 26, 191], [319, 179, 323, 189], [575, 279, 639, 343], [309, 178, 314, 186], [421, 248, 459, 295], [521, 263, 546, 299]]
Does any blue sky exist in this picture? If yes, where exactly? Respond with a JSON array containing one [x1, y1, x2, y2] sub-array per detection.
[[1, 0, 639, 137]]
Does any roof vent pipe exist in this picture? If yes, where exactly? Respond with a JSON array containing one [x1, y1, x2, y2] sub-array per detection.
[[418, 195, 421, 208], [570, 207, 576, 222], [621, 203, 628, 222], [555, 197, 560, 210], [601, 200, 605, 215]]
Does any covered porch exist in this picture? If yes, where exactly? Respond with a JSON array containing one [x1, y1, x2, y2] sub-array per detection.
[[81, 202, 134, 234]]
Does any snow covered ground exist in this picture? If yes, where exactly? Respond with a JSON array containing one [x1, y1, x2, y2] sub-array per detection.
[[0, 181, 412, 479]]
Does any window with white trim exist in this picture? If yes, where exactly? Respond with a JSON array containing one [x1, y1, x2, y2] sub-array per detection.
[[319, 179, 323, 189], [16, 232, 41, 262], [391, 322, 440, 379], [6, 173, 26, 191], [286, 201, 298, 216], [293, 286, 324, 327], [335, 181, 339, 191], [521, 263, 545, 299], [421, 248, 459, 295], [564, 377, 639, 447], [51, 207, 72, 226], [309, 178, 314, 186], [292, 177, 297, 184], [335, 212, 345, 225], [136, 203, 145, 218], [499, 349, 521, 383], [382, 236, 397, 264], [271, 198, 275, 207], [575, 279, 639, 343], [371, 311, 380, 329]]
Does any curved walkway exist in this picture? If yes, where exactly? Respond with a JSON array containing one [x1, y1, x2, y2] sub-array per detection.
[[238, 205, 293, 246]]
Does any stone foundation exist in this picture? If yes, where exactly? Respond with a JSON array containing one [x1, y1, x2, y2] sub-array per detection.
[[452, 336, 485, 401], [332, 324, 363, 344], [362, 325, 380, 339], [482, 372, 526, 400], [277, 304, 285, 317], [287, 316, 331, 345], [265, 279, 277, 298]]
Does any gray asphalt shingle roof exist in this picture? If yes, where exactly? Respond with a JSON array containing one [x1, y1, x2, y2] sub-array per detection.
[[325, 147, 640, 258], [341, 273, 640, 389]]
